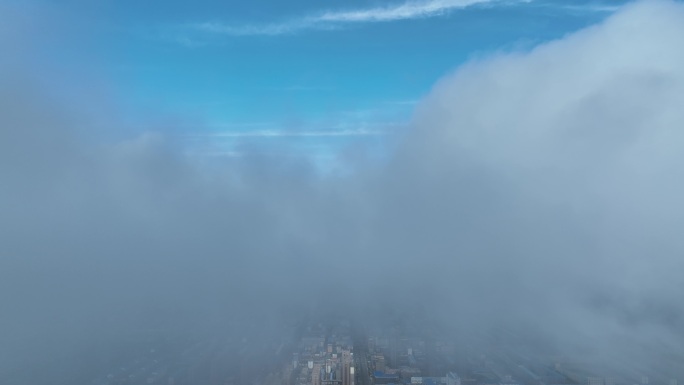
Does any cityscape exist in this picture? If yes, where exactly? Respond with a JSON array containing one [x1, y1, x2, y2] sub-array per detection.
[[81, 311, 684, 385]]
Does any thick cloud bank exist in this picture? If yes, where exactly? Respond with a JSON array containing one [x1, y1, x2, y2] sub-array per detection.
[[2, 0, 684, 383], [397, 0, 684, 363]]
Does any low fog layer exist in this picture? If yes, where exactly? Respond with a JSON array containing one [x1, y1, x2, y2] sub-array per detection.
[[2, 0, 684, 383]]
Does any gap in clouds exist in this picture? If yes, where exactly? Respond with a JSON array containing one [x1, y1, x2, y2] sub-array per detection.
[[182, 119, 407, 175]]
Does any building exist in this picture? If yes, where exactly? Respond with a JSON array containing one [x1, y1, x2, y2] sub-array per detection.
[[313, 364, 323, 385], [447, 372, 461, 385], [342, 363, 354, 385], [374, 371, 400, 385]]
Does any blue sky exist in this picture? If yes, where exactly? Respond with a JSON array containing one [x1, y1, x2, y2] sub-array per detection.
[[30, 0, 631, 162]]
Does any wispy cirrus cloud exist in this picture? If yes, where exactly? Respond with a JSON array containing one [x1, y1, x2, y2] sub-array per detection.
[[192, 128, 385, 138], [530, 0, 625, 14], [192, 0, 524, 36]]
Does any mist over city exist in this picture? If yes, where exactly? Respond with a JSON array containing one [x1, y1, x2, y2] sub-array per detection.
[[2, 0, 684, 384]]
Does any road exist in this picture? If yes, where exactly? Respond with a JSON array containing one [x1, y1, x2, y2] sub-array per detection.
[[352, 324, 371, 385]]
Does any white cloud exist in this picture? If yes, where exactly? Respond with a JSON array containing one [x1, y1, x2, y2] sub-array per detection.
[[194, 0, 524, 36], [191, 128, 385, 138], [6, 0, 684, 381], [405, 0, 684, 348], [314, 0, 493, 23]]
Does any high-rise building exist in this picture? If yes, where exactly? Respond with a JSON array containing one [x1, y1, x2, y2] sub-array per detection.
[[374, 355, 386, 372], [447, 372, 461, 385], [313, 364, 323, 385], [342, 363, 356, 385]]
